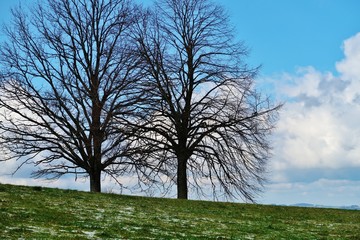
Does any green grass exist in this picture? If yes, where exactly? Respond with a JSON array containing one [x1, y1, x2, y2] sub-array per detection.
[[0, 183, 359, 239]]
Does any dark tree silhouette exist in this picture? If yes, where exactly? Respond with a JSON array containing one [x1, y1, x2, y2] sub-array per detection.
[[134, 0, 281, 201], [0, 0, 144, 192]]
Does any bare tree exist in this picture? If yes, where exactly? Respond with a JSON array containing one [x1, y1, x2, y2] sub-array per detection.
[[134, 0, 282, 201], [0, 0, 144, 192]]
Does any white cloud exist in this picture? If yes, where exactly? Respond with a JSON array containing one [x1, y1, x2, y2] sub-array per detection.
[[262, 179, 360, 206], [267, 32, 360, 190], [336, 32, 360, 82]]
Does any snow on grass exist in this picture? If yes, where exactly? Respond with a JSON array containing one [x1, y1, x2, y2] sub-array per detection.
[[1, 184, 360, 239], [83, 230, 97, 238]]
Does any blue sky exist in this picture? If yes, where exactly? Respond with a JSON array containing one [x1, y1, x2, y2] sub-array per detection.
[[222, 0, 360, 75], [1, 0, 360, 206]]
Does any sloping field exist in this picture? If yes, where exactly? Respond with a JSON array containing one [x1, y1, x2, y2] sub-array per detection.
[[0, 183, 359, 239]]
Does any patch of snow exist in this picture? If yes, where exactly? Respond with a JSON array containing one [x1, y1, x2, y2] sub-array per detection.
[[83, 230, 96, 238]]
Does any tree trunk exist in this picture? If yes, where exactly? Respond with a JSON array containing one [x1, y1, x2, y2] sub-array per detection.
[[90, 74, 102, 193], [177, 156, 188, 199], [90, 168, 101, 192]]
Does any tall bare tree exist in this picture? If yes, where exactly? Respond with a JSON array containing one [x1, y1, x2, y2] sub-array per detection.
[[134, 0, 281, 201], [0, 0, 143, 192]]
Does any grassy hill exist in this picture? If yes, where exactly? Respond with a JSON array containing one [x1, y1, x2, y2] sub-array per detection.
[[0, 183, 359, 239]]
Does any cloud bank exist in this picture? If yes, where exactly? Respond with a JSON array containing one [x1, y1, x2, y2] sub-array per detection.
[[263, 32, 360, 205]]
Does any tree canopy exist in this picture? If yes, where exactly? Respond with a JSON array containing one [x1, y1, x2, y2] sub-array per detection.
[[0, 0, 281, 201], [0, 0, 144, 192], [132, 0, 281, 201]]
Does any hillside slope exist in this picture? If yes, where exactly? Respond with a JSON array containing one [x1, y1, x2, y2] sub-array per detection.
[[0, 183, 359, 239]]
